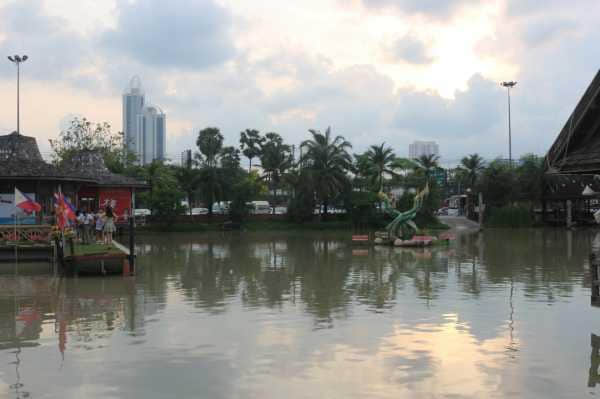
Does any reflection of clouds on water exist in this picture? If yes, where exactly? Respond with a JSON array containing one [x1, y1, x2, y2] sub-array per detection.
[[1, 229, 599, 398]]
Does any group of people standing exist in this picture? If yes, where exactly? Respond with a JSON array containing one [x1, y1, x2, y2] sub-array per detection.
[[75, 206, 116, 246]]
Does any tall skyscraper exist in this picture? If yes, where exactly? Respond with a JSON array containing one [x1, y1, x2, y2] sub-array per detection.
[[122, 76, 166, 164], [123, 76, 144, 157], [409, 140, 439, 159]]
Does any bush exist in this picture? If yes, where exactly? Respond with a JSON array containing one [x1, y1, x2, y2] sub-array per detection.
[[485, 206, 533, 227]]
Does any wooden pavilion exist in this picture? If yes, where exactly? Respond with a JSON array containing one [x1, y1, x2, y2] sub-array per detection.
[[0, 131, 145, 243], [544, 70, 600, 225]]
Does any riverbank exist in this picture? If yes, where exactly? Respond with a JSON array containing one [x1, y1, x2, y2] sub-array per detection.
[[137, 218, 450, 233]]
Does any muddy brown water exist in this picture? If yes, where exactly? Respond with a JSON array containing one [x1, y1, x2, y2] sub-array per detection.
[[0, 229, 599, 398]]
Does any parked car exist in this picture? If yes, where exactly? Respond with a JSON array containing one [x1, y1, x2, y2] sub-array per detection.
[[436, 207, 449, 216], [191, 207, 209, 215], [273, 206, 287, 215], [251, 201, 271, 214], [134, 208, 151, 216]]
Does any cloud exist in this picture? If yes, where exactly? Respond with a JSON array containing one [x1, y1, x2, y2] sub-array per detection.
[[387, 35, 433, 64], [0, 0, 90, 81], [101, 0, 236, 70], [361, 0, 475, 17], [394, 74, 503, 139], [521, 17, 576, 47]]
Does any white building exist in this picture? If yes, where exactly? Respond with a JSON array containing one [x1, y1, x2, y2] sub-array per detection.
[[409, 140, 439, 159], [123, 76, 166, 164]]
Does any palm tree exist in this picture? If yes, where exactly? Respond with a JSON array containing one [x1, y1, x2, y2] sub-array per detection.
[[196, 127, 223, 168], [413, 154, 440, 180], [364, 143, 396, 192], [239, 129, 264, 172], [196, 127, 224, 216], [460, 153, 485, 188], [301, 127, 353, 218], [260, 133, 293, 209]]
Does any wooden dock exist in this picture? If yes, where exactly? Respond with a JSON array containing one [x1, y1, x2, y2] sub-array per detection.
[[61, 240, 134, 276]]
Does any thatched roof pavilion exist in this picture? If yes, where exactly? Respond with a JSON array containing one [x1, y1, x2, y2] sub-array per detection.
[[0, 131, 146, 225], [546, 70, 600, 174]]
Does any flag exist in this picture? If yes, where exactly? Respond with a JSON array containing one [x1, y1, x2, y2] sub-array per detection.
[[15, 188, 41, 214], [54, 192, 76, 230]]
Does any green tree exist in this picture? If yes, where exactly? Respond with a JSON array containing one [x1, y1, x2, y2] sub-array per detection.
[[363, 143, 396, 191], [239, 129, 264, 172], [139, 161, 184, 224], [196, 127, 224, 216], [229, 171, 267, 222], [220, 146, 241, 170], [175, 166, 200, 215], [459, 153, 485, 188], [477, 159, 515, 208], [515, 154, 544, 206], [260, 132, 293, 209], [301, 127, 353, 219], [50, 116, 137, 172], [196, 127, 223, 168], [413, 154, 440, 180]]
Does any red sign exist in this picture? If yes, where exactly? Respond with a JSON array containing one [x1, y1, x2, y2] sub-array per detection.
[[99, 188, 131, 223]]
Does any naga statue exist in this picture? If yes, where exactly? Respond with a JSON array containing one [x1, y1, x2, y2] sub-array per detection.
[[377, 183, 429, 240]]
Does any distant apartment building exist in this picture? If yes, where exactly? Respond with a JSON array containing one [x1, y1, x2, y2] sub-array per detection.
[[123, 76, 166, 164], [409, 140, 439, 159], [181, 149, 192, 168]]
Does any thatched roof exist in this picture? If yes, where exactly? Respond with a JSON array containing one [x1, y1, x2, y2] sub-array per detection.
[[0, 132, 93, 182], [0, 132, 146, 187], [60, 150, 147, 187], [546, 70, 600, 174]]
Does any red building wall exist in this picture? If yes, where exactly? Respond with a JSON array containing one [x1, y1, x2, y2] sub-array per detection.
[[99, 188, 132, 222]]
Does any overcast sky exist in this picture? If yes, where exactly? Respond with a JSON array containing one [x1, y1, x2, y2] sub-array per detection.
[[0, 0, 598, 165]]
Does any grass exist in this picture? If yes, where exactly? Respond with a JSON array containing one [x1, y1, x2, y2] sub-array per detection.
[[72, 242, 124, 256]]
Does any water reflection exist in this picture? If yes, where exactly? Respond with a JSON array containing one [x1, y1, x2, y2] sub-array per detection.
[[0, 229, 599, 398]]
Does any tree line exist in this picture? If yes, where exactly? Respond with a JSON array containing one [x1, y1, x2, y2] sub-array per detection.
[[50, 117, 546, 227]]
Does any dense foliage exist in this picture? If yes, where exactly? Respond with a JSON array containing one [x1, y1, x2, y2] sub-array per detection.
[[51, 117, 548, 228]]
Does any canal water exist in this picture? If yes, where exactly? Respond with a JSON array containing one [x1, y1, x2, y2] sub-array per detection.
[[0, 229, 599, 398]]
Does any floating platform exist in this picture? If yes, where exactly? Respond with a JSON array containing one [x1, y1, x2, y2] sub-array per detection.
[[62, 240, 133, 276], [0, 243, 54, 262]]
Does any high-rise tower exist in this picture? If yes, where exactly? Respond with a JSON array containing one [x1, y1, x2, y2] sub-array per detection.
[[123, 76, 144, 157], [122, 76, 166, 164]]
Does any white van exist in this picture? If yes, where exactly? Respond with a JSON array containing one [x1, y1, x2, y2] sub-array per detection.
[[251, 201, 271, 214]]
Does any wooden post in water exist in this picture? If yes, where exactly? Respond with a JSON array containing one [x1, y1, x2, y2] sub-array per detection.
[[591, 252, 600, 304], [128, 199, 135, 275], [590, 334, 600, 387], [478, 192, 484, 227], [566, 200, 573, 229]]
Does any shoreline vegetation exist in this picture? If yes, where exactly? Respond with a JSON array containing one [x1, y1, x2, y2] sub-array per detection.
[[136, 218, 451, 233], [51, 119, 548, 231]]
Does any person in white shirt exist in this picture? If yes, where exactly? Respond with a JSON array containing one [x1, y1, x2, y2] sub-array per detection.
[[83, 211, 95, 245], [76, 210, 85, 242]]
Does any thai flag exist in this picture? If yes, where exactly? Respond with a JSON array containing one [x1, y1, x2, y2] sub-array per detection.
[[15, 188, 41, 214]]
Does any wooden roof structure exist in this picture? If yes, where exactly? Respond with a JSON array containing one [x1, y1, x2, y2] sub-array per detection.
[[546, 70, 600, 174], [0, 132, 146, 187]]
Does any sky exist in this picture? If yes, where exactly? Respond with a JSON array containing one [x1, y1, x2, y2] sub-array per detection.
[[0, 0, 599, 166]]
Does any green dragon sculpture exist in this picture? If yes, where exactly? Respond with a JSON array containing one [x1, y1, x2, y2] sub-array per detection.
[[377, 183, 429, 240]]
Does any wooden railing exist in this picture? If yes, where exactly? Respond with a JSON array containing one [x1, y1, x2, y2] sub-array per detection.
[[0, 225, 52, 243]]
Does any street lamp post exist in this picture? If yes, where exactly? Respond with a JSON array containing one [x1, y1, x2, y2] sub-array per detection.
[[7, 55, 28, 135], [501, 81, 517, 165]]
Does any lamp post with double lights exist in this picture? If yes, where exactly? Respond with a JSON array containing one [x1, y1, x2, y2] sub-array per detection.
[[501, 80, 517, 165], [7, 55, 28, 135]]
